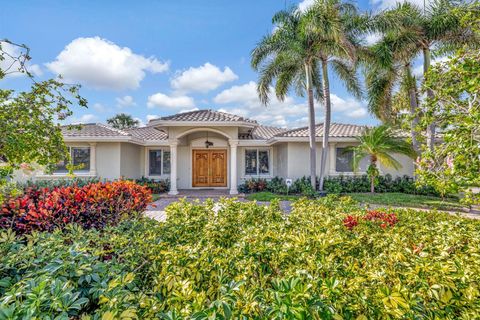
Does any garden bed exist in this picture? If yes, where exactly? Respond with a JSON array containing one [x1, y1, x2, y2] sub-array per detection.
[[1, 197, 480, 318]]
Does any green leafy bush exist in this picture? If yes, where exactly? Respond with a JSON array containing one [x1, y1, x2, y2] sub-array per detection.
[[134, 177, 170, 194], [2, 198, 480, 318], [19, 177, 101, 189], [324, 174, 440, 196]]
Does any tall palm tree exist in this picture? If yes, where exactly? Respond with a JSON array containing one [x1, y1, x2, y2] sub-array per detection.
[[106, 113, 140, 130], [349, 125, 416, 193], [251, 8, 324, 189], [372, 0, 479, 150], [364, 29, 421, 153], [303, 0, 363, 191]]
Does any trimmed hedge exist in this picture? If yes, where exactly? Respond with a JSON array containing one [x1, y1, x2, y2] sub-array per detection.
[[0, 180, 151, 234], [239, 174, 439, 196]]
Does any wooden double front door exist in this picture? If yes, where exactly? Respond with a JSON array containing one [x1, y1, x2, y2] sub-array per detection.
[[192, 149, 227, 187]]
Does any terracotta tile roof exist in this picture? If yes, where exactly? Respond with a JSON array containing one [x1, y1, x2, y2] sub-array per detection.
[[157, 109, 257, 124], [239, 125, 287, 140], [61, 123, 130, 137], [275, 123, 366, 138], [124, 126, 167, 140]]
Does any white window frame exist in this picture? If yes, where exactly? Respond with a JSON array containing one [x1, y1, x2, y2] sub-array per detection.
[[333, 146, 370, 176], [145, 147, 171, 178], [54, 146, 91, 174], [243, 147, 272, 177]]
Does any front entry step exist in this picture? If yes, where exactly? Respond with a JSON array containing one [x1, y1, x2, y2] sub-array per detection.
[[159, 189, 245, 199]]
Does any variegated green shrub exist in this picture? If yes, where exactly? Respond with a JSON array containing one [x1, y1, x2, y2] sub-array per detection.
[[1, 196, 480, 319]]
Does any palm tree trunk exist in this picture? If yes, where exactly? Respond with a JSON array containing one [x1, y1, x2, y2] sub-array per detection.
[[423, 47, 435, 151], [370, 156, 377, 194], [319, 59, 331, 192], [305, 63, 317, 190], [405, 65, 420, 154]]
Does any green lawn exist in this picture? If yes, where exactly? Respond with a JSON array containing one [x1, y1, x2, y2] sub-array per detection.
[[151, 193, 162, 201], [349, 192, 465, 211], [246, 191, 301, 201]]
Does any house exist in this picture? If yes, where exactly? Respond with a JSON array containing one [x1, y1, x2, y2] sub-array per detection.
[[18, 109, 415, 194]]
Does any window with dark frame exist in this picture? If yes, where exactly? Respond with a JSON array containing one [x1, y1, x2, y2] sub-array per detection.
[[149, 149, 171, 176], [245, 149, 270, 175], [336, 147, 354, 172], [55, 147, 90, 173]]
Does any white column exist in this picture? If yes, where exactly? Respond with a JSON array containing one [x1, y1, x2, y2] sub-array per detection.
[[229, 139, 239, 195], [168, 141, 179, 195], [89, 142, 97, 176], [329, 142, 336, 175]]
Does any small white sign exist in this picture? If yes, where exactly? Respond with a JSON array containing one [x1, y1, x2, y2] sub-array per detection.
[[285, 179, 293, 188]]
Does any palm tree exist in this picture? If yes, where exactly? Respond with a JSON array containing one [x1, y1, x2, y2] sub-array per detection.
[[372, 0, 479, 151], [251, 7, 324, 189], [349, 125, 416, 193], [364, 29, 421, 153], [106, 113, 139, 130], [303, 0, 363, 191]]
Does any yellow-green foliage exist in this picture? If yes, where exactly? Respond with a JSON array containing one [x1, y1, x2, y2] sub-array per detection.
[[1, 197, 480, 319]]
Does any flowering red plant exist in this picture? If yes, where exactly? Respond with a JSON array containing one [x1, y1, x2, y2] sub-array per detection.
[[343, 215, 359, 230], [343, 210, 398, 230], [363, 210, 398, 228], [0, 180, 152, 235]]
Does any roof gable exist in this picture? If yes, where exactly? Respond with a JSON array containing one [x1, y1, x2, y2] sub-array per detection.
[[149, 109, 258, 125]]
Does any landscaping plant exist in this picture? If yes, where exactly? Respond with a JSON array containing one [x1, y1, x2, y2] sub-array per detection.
[[1, 197, 480, 318], [0, 180, 151, 234]]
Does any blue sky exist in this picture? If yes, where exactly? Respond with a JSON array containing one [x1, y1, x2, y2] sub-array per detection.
[[1, 0, 419, 128]]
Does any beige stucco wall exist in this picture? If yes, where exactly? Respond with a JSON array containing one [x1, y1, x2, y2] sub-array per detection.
[[119, 143, 143, 179], [285, 142, 325, 179], [379, 154, 415, 177], [96, 142, 121, 180]]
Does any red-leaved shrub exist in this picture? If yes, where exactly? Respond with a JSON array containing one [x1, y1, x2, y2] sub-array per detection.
[[343, 210, 398, 230], [0, 181, 151, 234], [343, 215, 359, 230]]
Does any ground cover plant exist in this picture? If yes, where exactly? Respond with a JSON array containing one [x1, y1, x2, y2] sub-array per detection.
[[1, 196, 480, 318]]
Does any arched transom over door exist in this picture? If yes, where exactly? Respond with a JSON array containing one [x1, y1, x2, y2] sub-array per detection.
[[192, 149, 227, 187]]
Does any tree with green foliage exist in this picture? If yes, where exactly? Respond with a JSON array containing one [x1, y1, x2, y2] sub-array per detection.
[[0, 39, 86, 199], [349, 125, 416, 193], [370, 0, 479, 151], [252, 0, 363, 191], [304, 0, 363, 191], [107, 113, 140, 129], [251, 7, 324, 190], [416, 48, 480, 202]]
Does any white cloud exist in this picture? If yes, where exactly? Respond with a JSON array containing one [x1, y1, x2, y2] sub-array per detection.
[[331, 94, 368, 119], [147, 92, 195, 109], [370, 0, 431, 10], [214, 81, 307, 127], [133, 117, 145, 127], [68, 114, 99, 124], [171, 62, 238, 93], [46, 37, 169, 90], [298, 0, 315, 12], [146, 114, 159, 122], [116, 95, 136, 108], [0, 41, 42, 77], [214, 82, 368, 126], [179, 107, 199, 113]]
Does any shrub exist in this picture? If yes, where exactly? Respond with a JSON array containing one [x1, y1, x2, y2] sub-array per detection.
[[0, 180, 151, 234], [324, 174, 440, 196], [19, 177, 101, 189], [1, 198, 480, 318], [134, 177, 170, 193]]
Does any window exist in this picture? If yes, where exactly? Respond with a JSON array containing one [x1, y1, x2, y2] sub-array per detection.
[[55, 147, 90, 173], [149, 149, 170, 176], [245, 149, 270, 175], [336, 147, 354, 172]]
